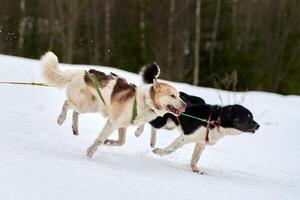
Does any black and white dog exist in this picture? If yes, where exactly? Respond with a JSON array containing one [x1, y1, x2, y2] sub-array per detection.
[[136, 64, 260, 174]]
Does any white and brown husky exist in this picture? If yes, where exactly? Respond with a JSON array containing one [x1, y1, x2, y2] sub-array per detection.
[[41, 52, 186, 158]]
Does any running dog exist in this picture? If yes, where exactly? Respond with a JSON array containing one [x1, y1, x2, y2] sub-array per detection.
[[137, 64, 260, 174], [41, 52, 186, 158]]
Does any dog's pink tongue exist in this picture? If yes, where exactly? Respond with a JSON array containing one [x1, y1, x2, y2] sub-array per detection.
[[179, 106, 186, 113]]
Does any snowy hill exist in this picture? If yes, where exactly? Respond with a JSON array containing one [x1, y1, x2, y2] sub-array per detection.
[[0, 54, 299, 200]]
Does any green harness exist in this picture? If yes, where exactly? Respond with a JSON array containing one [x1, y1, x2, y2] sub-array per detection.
[[88, 73, 137, 124], [89, 73, 106, 105], [130, 94, 137, 124]]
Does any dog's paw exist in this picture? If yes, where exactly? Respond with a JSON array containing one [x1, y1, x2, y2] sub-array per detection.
[[152, 148, 171, 156], [86, 145, 97, 158], [150, 141, 156, 148], [134, 127, 144, 137], [104, 139, 116, 146], [72, 126, 79, 136], [104, 139, 112, 145], [192, 168, 207, 175], [57, 115, 65, 125]]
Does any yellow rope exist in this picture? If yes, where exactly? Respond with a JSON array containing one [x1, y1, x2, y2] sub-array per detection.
[[0, 81, 53, 87]]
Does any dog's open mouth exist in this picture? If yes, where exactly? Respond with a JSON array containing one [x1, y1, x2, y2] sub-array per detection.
[[166, 105, 181, 116], [246, 124, 260, 134], [241, 127, 258, 134]]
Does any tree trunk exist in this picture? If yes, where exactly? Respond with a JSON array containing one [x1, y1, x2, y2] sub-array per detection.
[[140, 0, 146, 61], [93, 0, 100, 64], [232, 0, 237, 45], [66, 27, 75, 63], [86, 14, 93, 64], [209, 0, 221, 73], [55, 0, 85, 63], [167, 0, 175, 72], [193, 0, 201, 85], [48, 2, 55, 50], [104, 0, 111, 64], [18, 0, 26, 52]]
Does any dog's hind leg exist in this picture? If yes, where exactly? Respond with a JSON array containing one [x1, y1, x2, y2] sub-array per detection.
[[150, 127, 157, 148], [57, 100, 70, 125], [134, 125, 144, 137], [72, 111, 79, 135], [104, 128, 126, 146], [153, 135, 191, 156], [190, 143, 206, 174], [86, 120, 116, 158]]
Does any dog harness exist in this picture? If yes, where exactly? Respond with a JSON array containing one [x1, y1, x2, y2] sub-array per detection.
[[205, 114, 221, 142], [88, 73, 106, 105], [177, 113, 221, 143], [130, 94, 137, 124], [89, 73, 137, 124]]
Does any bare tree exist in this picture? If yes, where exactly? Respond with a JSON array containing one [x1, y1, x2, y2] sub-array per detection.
[[270, 0, 300, 91], [232, 0, 237, 44], [193, 0, 201, 85], [18, 0, 26, 52], [209, 0, 221, 73], [139, 0, 146, 60], [255, 0, 300, 91], [167, 0, 175, 71], [55, 0, 86, 63], [92, 0, 101, 64], [104, 0, 111, 64], [47, 1, 55, 50]]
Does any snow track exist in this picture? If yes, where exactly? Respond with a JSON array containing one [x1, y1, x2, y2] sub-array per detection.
[[0, 54, 299, 200]]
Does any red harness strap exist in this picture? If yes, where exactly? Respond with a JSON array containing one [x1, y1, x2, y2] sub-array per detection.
[[205, 114, 211, 142], [177, 114, 221, 143], [206, 116, 221, 143]]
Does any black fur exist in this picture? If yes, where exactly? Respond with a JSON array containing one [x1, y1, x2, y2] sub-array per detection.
[[140, 62, 160, 83], [150, 92, 206, 129], [179, 91, 205, 105], [149, 93, 260, 135]]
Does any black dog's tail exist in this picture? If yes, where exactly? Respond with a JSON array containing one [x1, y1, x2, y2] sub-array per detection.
[[139, 62, 160, 83]]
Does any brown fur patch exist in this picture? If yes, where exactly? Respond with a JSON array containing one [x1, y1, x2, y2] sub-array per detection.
[[84, 69, 114, 88], [157, 83, 177, 95], [150, 86, 162, 110], [110, 78, 136, 120], [111, 78, 136, 103], [91, 94, 97, 102]]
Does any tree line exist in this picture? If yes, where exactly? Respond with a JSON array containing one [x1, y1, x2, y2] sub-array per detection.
[[0, 0, 299, 94]]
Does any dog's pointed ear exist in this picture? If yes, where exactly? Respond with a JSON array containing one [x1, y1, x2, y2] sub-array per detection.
[[153, 79, 160, 90]]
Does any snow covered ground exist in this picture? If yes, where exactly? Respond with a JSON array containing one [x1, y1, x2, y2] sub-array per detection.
[[0, 54, 299, 200]]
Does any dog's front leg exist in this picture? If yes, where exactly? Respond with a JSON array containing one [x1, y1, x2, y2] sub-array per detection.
[[134, 125, 144, 137], [72, 111, 79, 135], [153, 135, 190, 156], [190, 143, 206, 174], [104, 128, 126, 146], [86, 120, 116, 158], [150, 127, 157, 148]]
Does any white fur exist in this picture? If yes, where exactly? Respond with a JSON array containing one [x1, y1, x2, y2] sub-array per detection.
[[164, 119, 177, 130], [153, 126, 242, 174], [41, 52, 81, 88], [41, 52, 183, 158]]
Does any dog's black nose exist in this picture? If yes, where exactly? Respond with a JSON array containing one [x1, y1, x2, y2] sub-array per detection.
[[255, 123, 260, 130]]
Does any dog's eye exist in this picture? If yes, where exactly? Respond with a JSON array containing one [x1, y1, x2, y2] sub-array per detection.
[[170, 94, 176, 98]]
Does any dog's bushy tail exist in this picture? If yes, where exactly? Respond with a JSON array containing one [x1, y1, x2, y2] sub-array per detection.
[[139, 62, 160, 84], [41, 51, 80, 88]]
